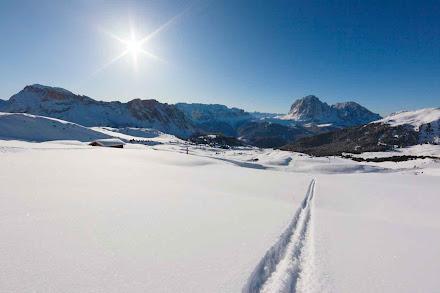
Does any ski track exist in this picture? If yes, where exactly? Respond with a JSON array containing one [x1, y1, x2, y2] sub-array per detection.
[[243, 179, 316, 293]]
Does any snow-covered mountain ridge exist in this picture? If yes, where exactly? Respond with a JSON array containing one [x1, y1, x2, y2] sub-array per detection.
[[376, 107, 440, 128], [0, 84, 195, 137], [375, 107, 440, 144], [281, 107, 440, 155]]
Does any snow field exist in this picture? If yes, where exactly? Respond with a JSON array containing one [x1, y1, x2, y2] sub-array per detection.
[[0, 145, 313, 292], [1, 122, 440, 292]]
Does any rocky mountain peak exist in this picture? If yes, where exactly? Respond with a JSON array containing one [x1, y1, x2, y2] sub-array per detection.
[[21, 84, 75, 101], [287, 95, 336, 123], [283, 95, 381, 126], [332, 101, 359, 109]]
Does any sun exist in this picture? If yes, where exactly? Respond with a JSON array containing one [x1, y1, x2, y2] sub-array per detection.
[[126, 38, 142, 57], [96, 3, 195, 74], [98, 27, 163, 72]]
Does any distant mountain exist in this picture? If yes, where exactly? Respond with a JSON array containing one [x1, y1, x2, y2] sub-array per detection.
[[0, 99, 7, 110], [229, 96, 380, 148], [176, 103, 251, 122], [249, 111, 282, 119], [175, 101, 335, 147], [280, 107, 440, 156], [176, 103, 252, 136], [2, 84, 195, 137], [280, 95, 381, 126]]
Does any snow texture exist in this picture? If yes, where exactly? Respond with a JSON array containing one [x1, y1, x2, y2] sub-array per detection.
[[243, 180, 318, 293], [1, 111, 440, 292]]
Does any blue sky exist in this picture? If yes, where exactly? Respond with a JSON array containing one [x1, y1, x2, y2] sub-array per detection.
[[0, 0, 439, 116]]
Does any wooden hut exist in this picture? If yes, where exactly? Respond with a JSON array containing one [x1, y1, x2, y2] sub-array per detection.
[[89, 138, 125, 148]]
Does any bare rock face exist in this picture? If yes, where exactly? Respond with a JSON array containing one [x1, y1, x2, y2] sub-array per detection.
[[127, 99, 193, 130], [2, 84, 195, 137], [286, 95, 338, 123], [333, 102, 382, 125], [283, 95, 381, 126], [0, 99, 7, 111]]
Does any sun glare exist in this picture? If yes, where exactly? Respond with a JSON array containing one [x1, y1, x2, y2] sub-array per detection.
[[98, 3, 196, 73], [94, 3, 197, 75], [98, 27, 163, 72], [126, 39, 142, 56]]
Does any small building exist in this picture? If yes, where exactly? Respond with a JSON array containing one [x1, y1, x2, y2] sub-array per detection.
[[89, 138, 125, 148]]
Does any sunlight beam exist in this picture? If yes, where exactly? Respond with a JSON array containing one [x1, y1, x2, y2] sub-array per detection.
[[138, 2, 196, 45], [103, 30, 129, 45], [92, 49, 129, 76], [96, 1, 198, 73], [139, 48, 164, 62]]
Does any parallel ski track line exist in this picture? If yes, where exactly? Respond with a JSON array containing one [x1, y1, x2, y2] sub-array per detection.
[[243, 179, 316, 293]]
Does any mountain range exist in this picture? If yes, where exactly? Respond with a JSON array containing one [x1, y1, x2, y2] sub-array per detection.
[[1, 84, 386, 147], [176, 95, 382, 146], [0, 84, 196, 137]]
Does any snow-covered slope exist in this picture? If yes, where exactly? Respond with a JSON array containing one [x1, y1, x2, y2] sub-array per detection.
[[91, 126, 185, 144], [2, 84, 195, 137], [0, 112, 110, 142], [377, 108, 440, 128], [376, 108, 440, 144], [280, 95, 381, 126], [1, 139, 440, 292]]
